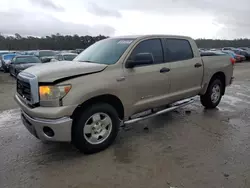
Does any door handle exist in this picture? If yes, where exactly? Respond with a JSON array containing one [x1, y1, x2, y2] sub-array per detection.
[[194, 63, 202, 68], [160, 67, 170, 73]]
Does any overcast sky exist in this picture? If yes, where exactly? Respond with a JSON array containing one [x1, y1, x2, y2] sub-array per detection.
[[0, 0, 249, 39]]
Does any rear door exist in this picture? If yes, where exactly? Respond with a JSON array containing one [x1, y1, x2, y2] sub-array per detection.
[[163, 38, 203, 101], [123, 38, 171, 114]]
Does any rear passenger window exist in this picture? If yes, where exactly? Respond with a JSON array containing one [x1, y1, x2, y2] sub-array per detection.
[[129, 39, 164, 64], [164, 39, 193, 62]]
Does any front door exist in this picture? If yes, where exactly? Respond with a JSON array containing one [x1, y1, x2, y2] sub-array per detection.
[[123, 38, 171, 115]]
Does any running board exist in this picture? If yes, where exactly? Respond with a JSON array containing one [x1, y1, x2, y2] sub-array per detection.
[[123, 98, 194, 125]]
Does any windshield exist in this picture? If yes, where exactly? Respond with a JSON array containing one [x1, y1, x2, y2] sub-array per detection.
[[73, 38, 134, 65], [3, 54, 16, 60], [63, 54, 77, 61], [39, 51, 56, 57], [15, 56, 41, 64]]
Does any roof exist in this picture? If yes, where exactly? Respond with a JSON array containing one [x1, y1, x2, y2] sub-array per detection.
[[111, 34, 192, 40]]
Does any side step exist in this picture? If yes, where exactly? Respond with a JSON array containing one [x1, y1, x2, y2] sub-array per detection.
[[123, 98, 194, 125]]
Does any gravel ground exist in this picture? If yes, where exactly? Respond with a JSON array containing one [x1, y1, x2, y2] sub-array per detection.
[[1, 63, 250, 188]]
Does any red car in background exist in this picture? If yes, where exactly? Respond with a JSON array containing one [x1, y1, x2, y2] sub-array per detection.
[[222, 50, 245, 62], [235, 54, 246, 62]]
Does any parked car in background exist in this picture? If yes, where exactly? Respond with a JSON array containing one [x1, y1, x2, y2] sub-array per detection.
[[222, 47, 237, 51], [222, 50, 245, 62], [233, 49, 250, 60], [50, 52, 78, 62], [75, 49, 85, 54], [200, 51, 236, 64], [34, 50, 56, 63], [54, 51, 61, 54], [9, 55, 42, 77], [239, 47, 250, 51], [210, 48, 219, 51], [200, 51, 226, 56], [69, 50, 78, 53], [26, 51, 37, 55], [1, 53, 17, 72], [0, 51, 10, 70]]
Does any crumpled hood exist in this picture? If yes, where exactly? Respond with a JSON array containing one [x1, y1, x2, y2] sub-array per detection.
[[23, 61, 107, 82], [16, 63, 42, 70]]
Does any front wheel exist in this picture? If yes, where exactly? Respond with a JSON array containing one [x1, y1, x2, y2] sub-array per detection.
[[72, 103, 120, 154], [200, 79, 224, 109]]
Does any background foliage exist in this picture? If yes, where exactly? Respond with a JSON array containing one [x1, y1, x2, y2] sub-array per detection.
[[0, 33, 250, 50], [0, 33, 107, 50]]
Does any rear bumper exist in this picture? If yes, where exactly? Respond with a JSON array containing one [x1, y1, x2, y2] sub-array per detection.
[[21, 110, 72, 142]]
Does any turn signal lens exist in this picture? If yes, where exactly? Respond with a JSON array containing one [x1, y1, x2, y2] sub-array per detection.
[[39, 85, 72, 101], [39, 86, 51, 96], [64, 85, 71, 94]]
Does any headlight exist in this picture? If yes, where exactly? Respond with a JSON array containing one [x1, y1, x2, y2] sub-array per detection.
[[39, 85, 71, 101]]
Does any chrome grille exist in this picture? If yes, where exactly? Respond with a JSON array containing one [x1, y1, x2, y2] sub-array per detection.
[[17, 79, 31, 101], [17, 72, 39, 105]]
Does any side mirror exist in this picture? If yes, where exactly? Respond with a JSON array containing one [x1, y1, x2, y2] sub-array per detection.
[[126, 53, 154, 68]]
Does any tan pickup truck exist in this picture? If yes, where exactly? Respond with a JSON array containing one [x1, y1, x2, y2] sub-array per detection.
[[15, 35, 234, 153]]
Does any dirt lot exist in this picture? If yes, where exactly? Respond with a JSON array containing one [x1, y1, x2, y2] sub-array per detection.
[[1, 63, 250, 188]]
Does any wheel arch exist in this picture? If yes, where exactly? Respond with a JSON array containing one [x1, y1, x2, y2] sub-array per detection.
[[71, 94, 125, 121], [200, 71, 226, 95]]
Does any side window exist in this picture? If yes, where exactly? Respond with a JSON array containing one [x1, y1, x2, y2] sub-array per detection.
[[129, 39, 164, 64], [164, 39, 194, 62]]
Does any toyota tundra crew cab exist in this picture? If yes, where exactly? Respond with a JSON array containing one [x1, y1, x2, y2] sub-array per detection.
[[15, 35, 234, 154]]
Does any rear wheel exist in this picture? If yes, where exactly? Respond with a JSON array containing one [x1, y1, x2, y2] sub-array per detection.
[[200, 79, 224, 109], [72, 103, 120, 154]]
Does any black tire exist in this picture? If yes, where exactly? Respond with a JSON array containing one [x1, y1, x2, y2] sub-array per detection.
[[200, 78, 224, 109], [72, 103, 120, 154]]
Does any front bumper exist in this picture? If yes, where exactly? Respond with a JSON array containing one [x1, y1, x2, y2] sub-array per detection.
[[14, 94, 77, 119], [21, 110, 72, 142], [15, 94, 76, 142]]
